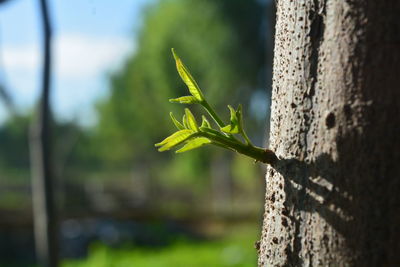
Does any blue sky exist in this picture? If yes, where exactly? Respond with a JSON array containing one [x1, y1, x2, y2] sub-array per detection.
[[0, 0, 152, 125]]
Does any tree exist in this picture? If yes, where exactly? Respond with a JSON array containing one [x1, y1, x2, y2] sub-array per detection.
[[258, 0, 400, 266], [29, 0, 58, 266]]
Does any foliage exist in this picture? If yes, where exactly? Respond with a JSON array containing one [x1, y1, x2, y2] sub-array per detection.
[[94, 0, 267, 167], [0, 115, 30, 170], [0, 0, 269, 216], [156, 49, 276, 164], [95, 0, 230, 165], [85, 0, 271, 208], [62, 224, 258, 267]]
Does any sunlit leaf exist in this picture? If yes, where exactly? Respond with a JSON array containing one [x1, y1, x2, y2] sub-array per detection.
[[236, 104, 244, 132], [185, 108, 198, 131], [155, 129, 193, 147], [155, 129, 195, 151], [182, 114, 188, 129], [176, 137, 211, 153], [221, 105, 239, 134], [169, 96, 199, 104], [171, 48, 205, 101], [170, 112, 185, 130], [228, 105, 239, 126], [221, 123, 239, 134], [201, 115, 211, 128]]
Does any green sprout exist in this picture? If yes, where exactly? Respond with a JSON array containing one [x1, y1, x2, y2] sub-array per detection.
[[155, 48, 277, 164]]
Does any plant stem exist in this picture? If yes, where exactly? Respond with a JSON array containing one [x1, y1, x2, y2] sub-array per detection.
[[202, 131, 277, 164], [201, 101, 242, 142], [201, 101, 225, 128], [240, 129, 252, 145]]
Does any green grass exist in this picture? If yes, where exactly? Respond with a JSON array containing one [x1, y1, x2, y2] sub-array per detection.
[[62, 224, 259, 267]]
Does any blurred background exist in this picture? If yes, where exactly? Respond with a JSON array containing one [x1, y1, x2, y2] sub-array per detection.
[[0, 0, 275, 266]]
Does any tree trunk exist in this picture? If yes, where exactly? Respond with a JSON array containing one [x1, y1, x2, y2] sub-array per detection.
[[258, 0, 400, 266], [30, 0, 58, 266]]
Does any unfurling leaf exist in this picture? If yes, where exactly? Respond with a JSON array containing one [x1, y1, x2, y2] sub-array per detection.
[[201, 115, 211, 128], [170, 112, 185, 130], [236, 104, 244, 132], [171, 48, 205, 102], [185, 108, 198, 131], [182, 114, 188, 128], [176, 137, 211, 153], [221, 105, 239, 134], [169, 96, 199, 104], [155, 129, 196, 152]]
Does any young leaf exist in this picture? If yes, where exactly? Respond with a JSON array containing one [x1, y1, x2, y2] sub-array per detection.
[[182, 114, 188, 129], [235, 104, 251, 144], [185, 108, 198, 131], [220, 122, 238, 134], [176, 137, 211, 153], [221, 105, 239, 134], [170, 112, 185, 130], [155, 129, 196, 152], [201, 115, 211, 128], [236, 104, 243, 132], [156, 50, 277, 164], [169, 96, 199, 104], [171, 48, 205, 102]]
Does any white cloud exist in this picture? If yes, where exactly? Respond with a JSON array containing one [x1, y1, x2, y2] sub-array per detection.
[[1, 34, 134, 124], [2, 33, 133, 81], [2, 44, 40, 71], [54, 34, 133, 79]]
